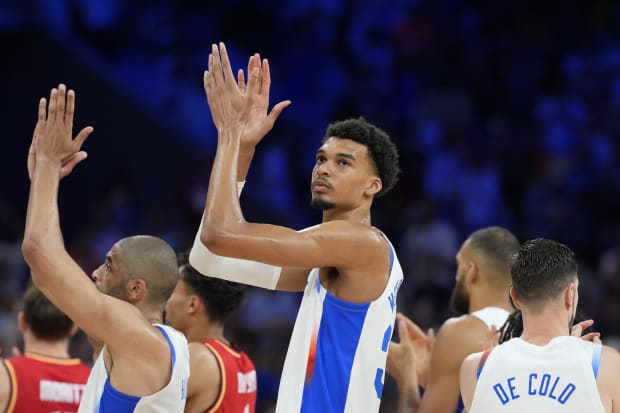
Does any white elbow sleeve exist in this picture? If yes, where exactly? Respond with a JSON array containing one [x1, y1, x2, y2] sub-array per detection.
[[188, 181, 282, 290]]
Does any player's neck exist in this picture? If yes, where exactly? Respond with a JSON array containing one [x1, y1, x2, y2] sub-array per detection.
[[322, 206, 371, 225], [140, 304, 163, 325], [187, 321, 225, 344], [469, 286, 513, 313], [519, 308, 571, 345], [24, 337, 71, 359]]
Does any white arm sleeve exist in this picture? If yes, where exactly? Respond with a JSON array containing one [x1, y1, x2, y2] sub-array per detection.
[[188, 181, 282, 290]]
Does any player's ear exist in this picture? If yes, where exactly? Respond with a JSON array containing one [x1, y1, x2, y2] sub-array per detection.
[[564, 282, 576, 309], [365, 176, 382, 197], [126, 278, 147, 302], [17, 311, 27, 333], [467, 261, 479, 284], [187, 294, 201, 315], [509, 287, 521, 310]]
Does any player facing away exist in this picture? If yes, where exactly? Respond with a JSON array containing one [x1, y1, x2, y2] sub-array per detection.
[[165, 254, 257, 413], [189, 43, 403, 412], [387, 226, 520, 413], [22, 84, 189, 412], [460, 238, 620, 412], [0, 284, 91, 412]]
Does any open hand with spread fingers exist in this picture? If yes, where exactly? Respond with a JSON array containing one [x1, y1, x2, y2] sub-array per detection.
[[203, 42, 260, 135], [27, 84, 93, 179], [235, 53, 291, 149]]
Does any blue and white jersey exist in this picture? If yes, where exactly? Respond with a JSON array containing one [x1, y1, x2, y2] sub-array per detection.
[[470, 336, 605, 413], [275, 237, 403, 413], [78, 324, 189, 413]]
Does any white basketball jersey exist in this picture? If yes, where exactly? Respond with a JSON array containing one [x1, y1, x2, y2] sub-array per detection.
[[78, 324, 189, 413], [275, 236, 404, 413], [470, 306, 510, 331], [470, 336, 605, 413]]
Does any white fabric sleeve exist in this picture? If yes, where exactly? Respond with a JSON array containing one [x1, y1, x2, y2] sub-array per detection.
[[188, 181, 282, 290]]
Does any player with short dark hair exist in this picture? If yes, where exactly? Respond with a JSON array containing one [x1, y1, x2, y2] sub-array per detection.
[[166, 254, 256, 413], [189, 44, 404, 412], [0, 285, 91, 412], [460, 238, 620, 412]]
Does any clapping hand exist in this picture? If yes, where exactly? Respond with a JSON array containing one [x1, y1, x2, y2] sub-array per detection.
[[27, 84, 93, 179]]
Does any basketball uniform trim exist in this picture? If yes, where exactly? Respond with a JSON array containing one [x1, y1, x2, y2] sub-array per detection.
[[477, 347, 494, 378], [209, 339, 242, 358], [21, 353, 83, 366], [592, 343, 601, 378], [3, 359, 17, 413], [98, 324, 179, 411], [204, 341, 227, 413]]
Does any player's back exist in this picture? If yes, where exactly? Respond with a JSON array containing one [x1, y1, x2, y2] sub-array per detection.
[[203, 338, 256, 413], [470, 336, 606, 413], [3, 353, 91, 413]]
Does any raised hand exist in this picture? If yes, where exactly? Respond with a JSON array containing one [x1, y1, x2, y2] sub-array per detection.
[[28, 84, 93, 179], [236, 53, 291, 149], [204, 43, 258, 133]]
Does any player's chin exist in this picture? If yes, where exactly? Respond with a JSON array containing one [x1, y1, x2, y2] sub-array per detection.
[[310, 196, 335, 210]]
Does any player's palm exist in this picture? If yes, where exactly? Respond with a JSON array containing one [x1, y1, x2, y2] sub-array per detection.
[[237, 54, 291, 148], [29, 85, 93, 179]]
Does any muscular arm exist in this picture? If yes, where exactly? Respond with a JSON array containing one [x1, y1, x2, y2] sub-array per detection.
[[459, 351, 483, 412], [415, 316, 488, 413], [200, 44, 386, 291], [22, 86, 169, 395], [184, 343, 221, 413]]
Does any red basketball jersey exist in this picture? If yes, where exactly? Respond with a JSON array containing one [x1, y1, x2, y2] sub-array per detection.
[[3, 353, 91, 413], [203, 339, 257, 413]]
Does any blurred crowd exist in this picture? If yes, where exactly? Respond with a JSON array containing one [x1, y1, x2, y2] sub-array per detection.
[[1, 0, 620, 411]]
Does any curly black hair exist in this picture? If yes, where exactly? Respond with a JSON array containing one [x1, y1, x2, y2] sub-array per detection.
[[324, 117, 400, 197], [177, 252, 246, 323]]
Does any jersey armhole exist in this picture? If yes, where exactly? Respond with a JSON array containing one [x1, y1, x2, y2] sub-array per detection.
[[592, 343, 601, 378], [2, 359, 17, 413], [476, 347, 494, 379], [203, 342, 226, 413]]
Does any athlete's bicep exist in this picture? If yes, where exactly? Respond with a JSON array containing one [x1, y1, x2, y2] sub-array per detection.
[[205, 220, 384, 270], [459, 353, 481, 411], [276, 267, 312, 291]]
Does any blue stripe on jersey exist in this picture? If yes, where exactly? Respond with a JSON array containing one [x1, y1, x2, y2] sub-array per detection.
[[155, 325, 177, 368], [592, 344, 601, 378], [98, 326, 177, 412], [456, 397, 464, 413], [99, 379, 140, 412], [300, 292, 370, 413]]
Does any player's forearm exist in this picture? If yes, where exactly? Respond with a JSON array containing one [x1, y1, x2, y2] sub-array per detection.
[[397, 380, 421, 413], [237, 144, 255, 182], [201, 127, 246, 249], [22, 157, 66, 273]]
